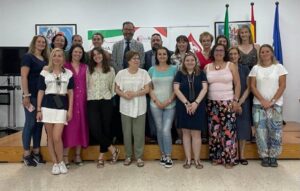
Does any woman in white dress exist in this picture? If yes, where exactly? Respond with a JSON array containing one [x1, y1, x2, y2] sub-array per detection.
[[36, 48, 74, 175]]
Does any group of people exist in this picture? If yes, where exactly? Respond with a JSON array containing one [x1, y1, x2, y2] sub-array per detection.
[[20, 21, 287, 175]]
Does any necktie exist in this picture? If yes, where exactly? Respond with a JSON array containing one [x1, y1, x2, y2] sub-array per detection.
[[123, 41, 130, 68]]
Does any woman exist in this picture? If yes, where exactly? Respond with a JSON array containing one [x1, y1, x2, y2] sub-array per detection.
[[87, 47, 119, 168], [216, 35, 229, 51], [174, 52, 207, 169], [21, 35, 49, 166], [148, 47, 177, 168], [51, 33, 68, 51], [36, 48, 74, 175], [62, 45, 88, 168], [237, 25, 260, 142], [229, 47, 251, 165], [171, 35, 191, 70], [170, 35, 191, 144], [115, 51, 151, 167], [249, 44, 287, 167], [205, 44, 241, 168], [196, 32, 213, 70]]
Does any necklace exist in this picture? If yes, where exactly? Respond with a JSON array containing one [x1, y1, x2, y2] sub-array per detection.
[[214, 64, 221, 70]]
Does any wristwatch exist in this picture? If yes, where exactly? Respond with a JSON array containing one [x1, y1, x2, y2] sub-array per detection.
[[271, 98, 276, 104]]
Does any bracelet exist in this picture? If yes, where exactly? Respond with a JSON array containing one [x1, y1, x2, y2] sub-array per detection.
[[194, 100, 199, 105], [233, 97, 239, 102], [184, 102, 188, 106], [22, 93, 31, 98], [271, 98, 276, 104], [37, 110, 41, 112]]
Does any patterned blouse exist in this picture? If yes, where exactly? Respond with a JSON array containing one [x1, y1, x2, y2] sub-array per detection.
[[86, 66, 115, 100]]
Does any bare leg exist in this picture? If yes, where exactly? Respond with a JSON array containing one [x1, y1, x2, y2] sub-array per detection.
[[52, 123, 64, 163], [191, 130, 201, 162], [239, 140, 246, 159], [45, 123, 58, 164], [182, 129, 192, 163], [63, 147, 70, 164]]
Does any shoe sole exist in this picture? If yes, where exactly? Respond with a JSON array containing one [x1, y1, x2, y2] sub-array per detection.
[[164, 164, 173, 168]]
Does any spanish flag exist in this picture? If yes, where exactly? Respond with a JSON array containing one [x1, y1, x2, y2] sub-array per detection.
[[250, 3, 256, 43]]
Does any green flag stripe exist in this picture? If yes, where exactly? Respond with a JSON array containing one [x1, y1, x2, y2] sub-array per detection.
[[87, 29, 123, 40], [224, 7, 230, 47]]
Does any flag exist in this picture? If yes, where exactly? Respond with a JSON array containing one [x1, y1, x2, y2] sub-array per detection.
[[273, 2, 283, 64], [187, 33, 202, 52], [250, 3, 256, 43], [224, 4, 230, 46]]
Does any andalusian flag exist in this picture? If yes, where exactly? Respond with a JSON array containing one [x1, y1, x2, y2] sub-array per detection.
[[224, 4, 230, 45], [250, 3, 256, 42]]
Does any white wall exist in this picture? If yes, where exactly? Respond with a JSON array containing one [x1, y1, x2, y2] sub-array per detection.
[[0, 0, 299, 127]]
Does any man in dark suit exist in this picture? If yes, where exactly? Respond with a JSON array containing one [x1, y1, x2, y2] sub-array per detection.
[[144, 33, 163, 71], [112, 21, 145, 73]]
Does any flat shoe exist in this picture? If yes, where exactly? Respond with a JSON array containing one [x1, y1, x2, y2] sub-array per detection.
[[183, 160, 191, 169], [240, 159, 248, 165], [97, 159, 104, 168], [195, 160, 204, 169]]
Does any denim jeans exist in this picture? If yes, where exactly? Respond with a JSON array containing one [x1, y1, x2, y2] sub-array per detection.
[[22, 97, 43, 150], [150, 106, 175, 155]]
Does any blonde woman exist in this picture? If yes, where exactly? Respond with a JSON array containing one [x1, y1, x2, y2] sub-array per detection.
[[36, 48, 74, 175], [21, 35, 49, 166], [249, 44, 287, 167]]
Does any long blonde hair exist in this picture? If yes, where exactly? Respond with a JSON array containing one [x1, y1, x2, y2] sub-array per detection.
[[47, 48, 65, 72], [28, 35, 49, 62], [237, 25, 253, 45]]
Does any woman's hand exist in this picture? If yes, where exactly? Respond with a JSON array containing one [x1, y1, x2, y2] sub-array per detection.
[[67, 110, 73, 122], [189, 102, 198, 115], [22, 97, 31, 108], [36, 111, 42, 122], [232, 102, 240, 113], [260, 99, 273, 109]]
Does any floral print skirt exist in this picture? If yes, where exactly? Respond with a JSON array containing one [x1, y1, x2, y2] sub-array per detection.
[[207, 99, 237, 165]]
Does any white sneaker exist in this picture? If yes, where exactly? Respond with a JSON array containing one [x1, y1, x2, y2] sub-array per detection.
[[52, 163, 60, 175], [59, 161, 68, 174]]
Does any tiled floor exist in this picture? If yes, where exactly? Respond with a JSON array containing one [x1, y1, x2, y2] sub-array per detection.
[[0, 160, 299, 191]]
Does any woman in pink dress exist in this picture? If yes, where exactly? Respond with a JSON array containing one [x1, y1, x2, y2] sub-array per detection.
[[62, 44, 88, 168]]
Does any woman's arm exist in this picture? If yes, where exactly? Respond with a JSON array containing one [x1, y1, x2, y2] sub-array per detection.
[[21, 66, 31, 107], [67, 89, 73, 121], [174, 83, 190, 114], [229, 63, 241, 112], [190, 82, 208, 114], [270, 75, 287, 105], [250, 76, 272, 109], [36, 90, 44, 121], [238, 77, 251, 106]]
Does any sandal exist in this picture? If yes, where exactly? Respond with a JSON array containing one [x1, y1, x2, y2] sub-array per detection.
[[97, 159, 104, 168], [183, 160, 191, 169], [74, 154, 83, 166], [110, 147, 120, 164], [63, 155, 70, 169], [225, 164, 233, 169], [233, 159, 239, 166], [195, 160, 204, 169], [211, 160, 218, 166], [240, 159, 248, 165]]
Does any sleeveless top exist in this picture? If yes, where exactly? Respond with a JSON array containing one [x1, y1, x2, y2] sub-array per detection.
[[239, 45, 257, 70], [206, 62, 234, 100]]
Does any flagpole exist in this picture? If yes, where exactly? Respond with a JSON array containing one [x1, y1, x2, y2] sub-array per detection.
[[224, 4, 230, 46], [250, 2, 256, 43]]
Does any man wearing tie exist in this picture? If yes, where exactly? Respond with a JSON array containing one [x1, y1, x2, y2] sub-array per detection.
[[112, 21, 145, 73]]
